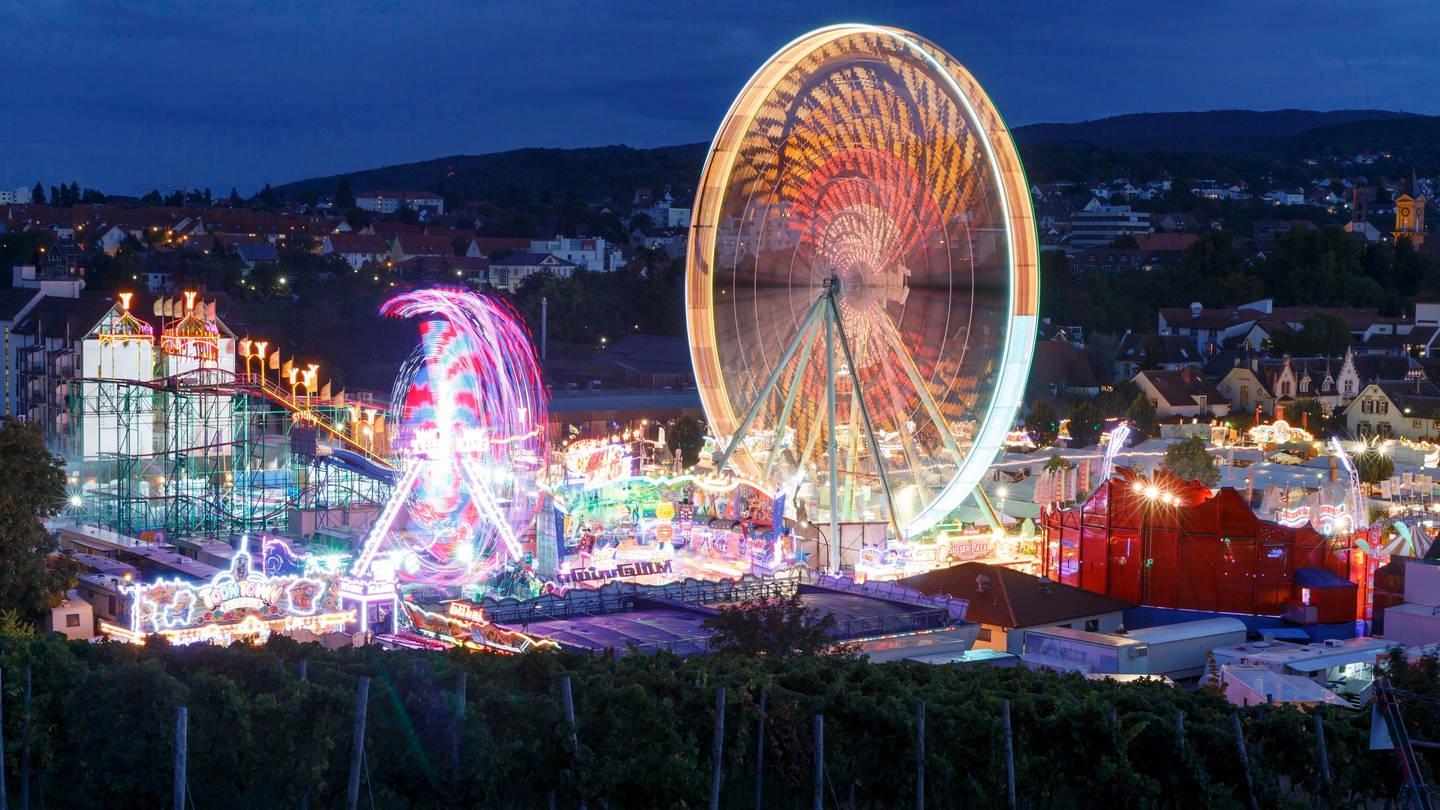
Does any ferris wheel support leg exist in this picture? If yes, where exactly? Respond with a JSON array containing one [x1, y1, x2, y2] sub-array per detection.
[[825, 303, 840, 574], [880, 319, 965, 466], [827, 296, 904, 542], [716, 297, 827, 474], [763, 320, 822, 482]]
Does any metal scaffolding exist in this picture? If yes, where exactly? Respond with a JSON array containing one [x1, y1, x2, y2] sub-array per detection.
[[63, 294, 394, 542]]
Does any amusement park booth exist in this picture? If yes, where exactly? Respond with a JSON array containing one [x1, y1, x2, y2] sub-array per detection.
[[1039, 468, 1371, 621]]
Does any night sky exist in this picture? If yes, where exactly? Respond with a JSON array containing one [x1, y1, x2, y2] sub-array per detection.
[[3, 0, 1437, 195]]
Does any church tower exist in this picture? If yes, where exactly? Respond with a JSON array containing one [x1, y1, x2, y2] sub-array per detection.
[[1394, 168, 1426, 247]]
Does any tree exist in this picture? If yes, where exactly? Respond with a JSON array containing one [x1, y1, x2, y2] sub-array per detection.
[[702, 593, 848, 658], [1125, 393, 1158, 441], [666, 415, 706, 469], [335, 177, 355, 209], [1067, 400, 1103, 448], [0, 422, 79, 620], [1284, 398, 1327, 434], [1298, 312, 1351, 357], [1160, 435, 1220, 487], [1028, 400, 1060, 448], [31, 182, 44, 204]]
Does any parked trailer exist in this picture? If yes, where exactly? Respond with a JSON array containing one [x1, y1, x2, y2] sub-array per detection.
[[1126, 618, 1247, 679], [1023, 618, 1247, 679]]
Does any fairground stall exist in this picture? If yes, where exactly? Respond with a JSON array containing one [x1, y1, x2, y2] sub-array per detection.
[[548, 438, 793, 587]]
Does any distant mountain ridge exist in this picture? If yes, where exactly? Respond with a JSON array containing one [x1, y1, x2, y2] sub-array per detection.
[[1011, 109, 1417, 152], [276, 109, 1428, 203]]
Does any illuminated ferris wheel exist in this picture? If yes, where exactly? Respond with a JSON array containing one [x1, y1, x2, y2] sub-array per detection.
[[686, 25, 1039, 539]]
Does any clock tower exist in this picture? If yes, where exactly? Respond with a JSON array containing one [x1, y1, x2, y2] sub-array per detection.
[[1394, 169, 1427, 248]]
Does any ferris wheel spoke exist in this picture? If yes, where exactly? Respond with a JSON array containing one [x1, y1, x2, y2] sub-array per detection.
[[877, 316, 965, 466], [872, 353, 933, 507], [762, 316, 823, 481], [715, 295, 827, 473]]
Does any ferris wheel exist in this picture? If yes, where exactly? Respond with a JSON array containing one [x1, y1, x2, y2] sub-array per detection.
[[686, 25, 1039, 540]]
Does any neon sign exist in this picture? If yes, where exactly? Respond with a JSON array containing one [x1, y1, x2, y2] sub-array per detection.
[[556, 559, 674, 585], [122, 541, 348, 643]]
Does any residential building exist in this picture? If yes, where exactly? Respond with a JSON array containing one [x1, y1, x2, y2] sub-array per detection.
[[391, 255, 490, 287], [1066, 200, 1151, 248], [388, 235, 456, 264], [1114, 333, 1204, 381], [465, 237, 532, 259], [1344, 379, 1440, 440], [1132, 367, 1230, 420], [529, 235, 623, 274], [321, 233, 391, 270], [0, 187, 33, 205], [488, 252, 578, 293], [1159, 298, 1411, 356], [356, 190, 444, 217], [1027, 335, 1099, 400]]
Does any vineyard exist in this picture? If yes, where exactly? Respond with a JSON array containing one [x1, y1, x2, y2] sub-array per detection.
[[0, 632, 1432, 809]]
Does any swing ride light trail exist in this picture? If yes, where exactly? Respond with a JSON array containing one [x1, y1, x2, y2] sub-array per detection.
[[686, 25, 1039, 540], [350, 288, 547, 586], [1100, 423, 1132, 483]]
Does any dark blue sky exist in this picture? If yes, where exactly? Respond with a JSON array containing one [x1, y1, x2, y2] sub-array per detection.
[[2, 0, 1436, 195]]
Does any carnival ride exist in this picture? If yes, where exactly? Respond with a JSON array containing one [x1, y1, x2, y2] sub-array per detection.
[[348, 289, 548, 589], [686, 25, 1039, 556], [63, 292, 394, 541]]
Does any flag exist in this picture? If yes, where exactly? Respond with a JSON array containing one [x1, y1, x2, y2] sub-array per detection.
[[282, 359, 294, 381], [152, 297, 164, 317], [320, 382, 331, 401], [334, 389, 346, 408], [268, 350, 280, 371], [207, 301, 217, 322]]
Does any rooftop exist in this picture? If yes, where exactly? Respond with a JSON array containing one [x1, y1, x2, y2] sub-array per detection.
[[898, 562, 1133, 629]]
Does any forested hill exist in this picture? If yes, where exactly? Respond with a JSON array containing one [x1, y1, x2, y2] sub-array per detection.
[[274, 109, 1438, 207], [1011, 109, 1415, 152], [275, 143, 709, 207]]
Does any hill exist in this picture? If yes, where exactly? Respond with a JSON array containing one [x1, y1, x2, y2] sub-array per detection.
[[276, 143, 709, 208], [275, 110, 1437, 209], [1012, 109, 1415, 152], [1268, 114, 1440, 170]]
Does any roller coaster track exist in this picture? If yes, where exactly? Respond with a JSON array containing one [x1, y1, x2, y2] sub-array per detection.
[[75, 369, 396, 473]]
